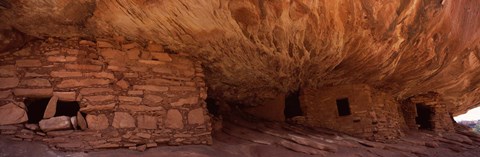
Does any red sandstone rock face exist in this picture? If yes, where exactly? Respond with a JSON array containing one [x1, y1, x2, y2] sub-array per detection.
[[1, 0, 480, 114]]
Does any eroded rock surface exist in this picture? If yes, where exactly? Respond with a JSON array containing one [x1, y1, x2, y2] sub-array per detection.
[[1, 1, 480, 114]]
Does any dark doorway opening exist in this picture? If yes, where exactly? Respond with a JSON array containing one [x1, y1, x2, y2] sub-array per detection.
[[206, 97, 219, 116], [24, 98, 49, 123], [336, 98, 351, 116], [415, 103, 433, 130], [284, 90, 303, 119], [24, 98, 80, 123]]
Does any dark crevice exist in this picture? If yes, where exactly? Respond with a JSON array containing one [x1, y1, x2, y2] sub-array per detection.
[[416, 103, 433, 130], [284, 90, 303, 119], [24, 98, 80, 124], [206, 97, 219, 116]]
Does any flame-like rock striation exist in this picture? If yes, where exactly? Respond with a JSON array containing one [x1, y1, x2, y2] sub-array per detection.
[[1, 0, 480, 114]]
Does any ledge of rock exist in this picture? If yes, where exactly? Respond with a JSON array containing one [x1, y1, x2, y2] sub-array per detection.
[[1, 0, 480, 115]]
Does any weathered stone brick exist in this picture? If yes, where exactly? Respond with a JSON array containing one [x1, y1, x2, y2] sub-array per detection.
[[124, 73, 138, 78], [137, 115, 157, 129], [162, 76, 191, 81], [180, 69, 195, 77], [165, 109, 183, 129], [188, 108, 205, 125], [0, 65, 16, 77], [0, 78, 19, 89], [96, 40, 114, 48], [138, 60, 165, 65], [146, 78, 182, 86], [122, 42, 140, 50], [140, 51, 151, 59], [112, 112, 135, 128], [143, 95, 163, 106], [53, 92, 76, 101], [116, 80, 129, 89], [79, 88, 114, 95], [80, 103, 116, 112], [0, 90, 11, 99], [47, 56, 77, 62], [195, 72, 205, 77], [86, 114, 109, 130], [83, 95, 115, 102], [152, 66, 173, 74], [118, 96, 142, 104], [65, 64, 102, 71], [13, 88, 53, 97], [84, 72, 115, 79], [77, 112, 87, 130], [100, 48, 126, 59], [15, 60, 42, 67], [136, 132, 151, 139], [43, 96, 58, 119], [50, 71, 83, 78], [79, 40, 96, 47], [127, 48, 140, 59], [44, 50, 60, 55], [118, 105, 165, 112], [129, 66, 148, 72], [25, 72, 48, 77], [169, 86, 197, 92], [146, 43, 163, 52], [171, 97, 198, 106], [107, 65, 127, 71], [0, 103, 28, 125], [127, 90, 143, 96], [151, 52, 172, 62], [20, 78, 51, 87], [57, 79, 110, 88], [133, 85, 168, 92], [65, 48, 81, 55]]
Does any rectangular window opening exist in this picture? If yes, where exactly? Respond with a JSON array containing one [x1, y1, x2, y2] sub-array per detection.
[[336, 98, 351, 116], [24, 97, 80, 124]]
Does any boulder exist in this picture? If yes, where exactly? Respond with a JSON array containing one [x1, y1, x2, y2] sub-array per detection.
[[0, 78, 19, 89], [112, 112, 135, 128], [76, 112, 87, 130], [39, 116, 72, 132], [137, 115, 157, 129], [165, 109, 184, 129], [85, 114, 109, 130], [0, 103, 28, 125], [188, 108, 205, 125], [70, 116, 78, 130], [24, 124, 39, 131], [43, 96, 58, 119]]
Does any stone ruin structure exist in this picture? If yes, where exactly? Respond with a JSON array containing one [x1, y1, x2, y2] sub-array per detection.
[[401, 92, 455, 133], [0, 38, 211, 151], [244, 84, 455, 141], [0, 36, 459, 150], [0, 0, 480, 155]]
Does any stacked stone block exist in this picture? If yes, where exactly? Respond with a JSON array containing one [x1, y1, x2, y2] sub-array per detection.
[[300, 84, 406, 141], [0, 37, 212, 151], [404, 93, 455, 132]]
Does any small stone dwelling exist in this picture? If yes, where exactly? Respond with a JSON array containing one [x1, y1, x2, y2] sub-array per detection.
[[0, 38, 211, 151], [300, 85, 456, 140], [244, 84, 456, 141], [300, 84, 406, 140], [401, 92, 454, 132]]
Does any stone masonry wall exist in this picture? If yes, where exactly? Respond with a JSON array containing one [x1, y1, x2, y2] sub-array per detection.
[[0, 37, 211, 151], [300, 84, 406, 141], [403, 92, 454, 132]]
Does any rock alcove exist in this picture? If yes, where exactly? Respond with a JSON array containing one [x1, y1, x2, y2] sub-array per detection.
[[0, 0, 480, 156]]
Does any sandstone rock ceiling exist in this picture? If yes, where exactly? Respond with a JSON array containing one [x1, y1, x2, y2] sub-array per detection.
[[1, 0, 480, 115]]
